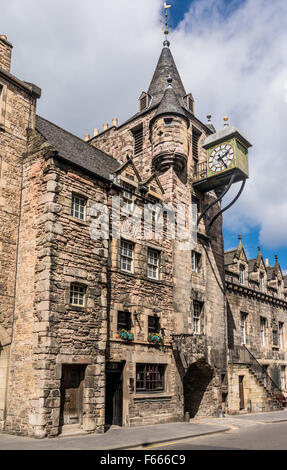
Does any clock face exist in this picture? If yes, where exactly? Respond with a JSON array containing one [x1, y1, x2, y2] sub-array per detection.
[[209, 144, 234, 172]]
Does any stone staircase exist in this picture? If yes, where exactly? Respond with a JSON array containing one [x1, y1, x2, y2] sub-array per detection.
[[245, 364, 284, 411]]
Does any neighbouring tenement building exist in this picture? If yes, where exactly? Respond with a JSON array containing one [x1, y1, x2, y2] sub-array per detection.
[[0, 34, 286, 439]]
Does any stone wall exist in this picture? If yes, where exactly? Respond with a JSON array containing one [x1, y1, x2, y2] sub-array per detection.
[[0, 67, 38, 429]]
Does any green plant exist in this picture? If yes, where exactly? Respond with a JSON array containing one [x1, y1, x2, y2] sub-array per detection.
[[119, 329, 134, 341], [148, 332, 164, 346]]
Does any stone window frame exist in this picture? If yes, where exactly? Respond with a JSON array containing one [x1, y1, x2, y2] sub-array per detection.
[[279, 322, 284, 349], [239, 264, 245, 285], [0, 82, 7, 130], [117, 310, 132, 332], [69, 283, 87, 307], [240, 312, 248, 345], [191, 250, 202, 274], [147, 247, 160, 280], [71, 193, 87, 221], [259, 272, 265, 292], [260, 317, 267, 347], [148, 314, 161, 334], [135, 363, 166, 393], [193, 300, 203, 335], [120, 239, 135, 274]]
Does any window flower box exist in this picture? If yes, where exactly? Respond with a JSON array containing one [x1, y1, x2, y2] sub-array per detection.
[[118, 329, 134, 341], [148, 333, 164, 346]]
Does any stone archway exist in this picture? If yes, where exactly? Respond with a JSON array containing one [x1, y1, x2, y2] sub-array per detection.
[[183, 360, 214, 418], [0, 326, 11, 429]]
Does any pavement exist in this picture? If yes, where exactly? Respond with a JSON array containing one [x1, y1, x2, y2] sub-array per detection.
[[0, 410, 287, 450]]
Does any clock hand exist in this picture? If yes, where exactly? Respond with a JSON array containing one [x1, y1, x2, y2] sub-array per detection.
[[218, 154, 228, 168]]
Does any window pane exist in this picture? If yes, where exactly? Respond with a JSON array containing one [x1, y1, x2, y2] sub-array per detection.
[[71, 195, 86, 220], [147, 249, 159, 279], [70, 284, 86, 306], [136, 364, 165, 392], [120, 240, 134, 273]]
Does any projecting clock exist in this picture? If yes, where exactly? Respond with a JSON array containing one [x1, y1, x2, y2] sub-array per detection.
[[193, 119, 252, 192], [209, 144, 234, 172]]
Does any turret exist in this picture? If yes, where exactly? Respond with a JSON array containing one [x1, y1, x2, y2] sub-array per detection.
[[150, 79, 189, 174]]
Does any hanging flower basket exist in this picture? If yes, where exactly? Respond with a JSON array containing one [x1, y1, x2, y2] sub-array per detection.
[[148, 333, 164, 346], [118, 329, 134, 341]]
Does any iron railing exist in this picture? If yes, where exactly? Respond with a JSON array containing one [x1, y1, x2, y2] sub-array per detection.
[[193, 162, 207, 181], [241, 345, 284, 403]]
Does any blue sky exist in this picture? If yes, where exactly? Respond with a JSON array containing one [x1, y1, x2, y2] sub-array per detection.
[[1, 0, 286, 272], [170, 0, 287, 272]]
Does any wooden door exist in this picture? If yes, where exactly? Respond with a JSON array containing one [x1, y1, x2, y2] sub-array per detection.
[[60, 365, 85, 426], [105, 363, 123, 426], [239, 375, 244, 410]]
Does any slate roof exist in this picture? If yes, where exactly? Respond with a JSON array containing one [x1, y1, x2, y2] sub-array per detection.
[[266, 266, 275, 281], [150, 86, 189, 127], [224, 249, 237, 266], [248, 259, 257, 273], [147, 44, 186, 107], [35, 115, 120, 180]]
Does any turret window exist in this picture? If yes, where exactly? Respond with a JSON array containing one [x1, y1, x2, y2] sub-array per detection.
[[164, 118, 173, 127]]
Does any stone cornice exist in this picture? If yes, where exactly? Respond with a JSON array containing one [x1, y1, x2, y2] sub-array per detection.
[[226, 280, 287, 309], [0, 67, 41, 98]]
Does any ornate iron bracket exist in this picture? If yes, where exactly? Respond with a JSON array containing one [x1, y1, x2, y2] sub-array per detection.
[[196, 172, 246, 234]]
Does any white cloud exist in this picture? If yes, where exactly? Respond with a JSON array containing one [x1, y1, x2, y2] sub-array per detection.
[[1, 0, 287, 248], [171, 0, 287, 249]]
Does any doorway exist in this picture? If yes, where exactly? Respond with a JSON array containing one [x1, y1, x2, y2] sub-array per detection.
[[60, 364, 86, 426], [105, 362, 124, 427], [239, 375, 245, 410]]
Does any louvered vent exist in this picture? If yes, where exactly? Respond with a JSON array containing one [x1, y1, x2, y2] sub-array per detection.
[[140, 95, 148, 111], [133, 126, 143, 156], [192, 129, 201, 160], [188, 96, 194, 113]]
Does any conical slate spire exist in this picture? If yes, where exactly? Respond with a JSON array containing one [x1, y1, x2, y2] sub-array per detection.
[[153, 85, 188, 123], [147, 43, 186, 106]]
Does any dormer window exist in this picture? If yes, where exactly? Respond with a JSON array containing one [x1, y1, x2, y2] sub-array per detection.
[[185, 93, 194, 113], [139, 93, 149, 112], [259, 272, 264, 292], [239, 265, 245, 285]]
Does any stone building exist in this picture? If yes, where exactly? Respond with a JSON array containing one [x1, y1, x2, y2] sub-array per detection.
[[225, 236, 287, 414], [0, 33, 285, 439]]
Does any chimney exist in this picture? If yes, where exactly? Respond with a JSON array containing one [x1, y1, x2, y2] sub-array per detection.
[[84, 133, 90, 142], [103, 123, 109, 132], [265, 258, 269, 267], [0, 35, 13, 72], [93, 128, 99, 137], [112, 117, 118, 128]]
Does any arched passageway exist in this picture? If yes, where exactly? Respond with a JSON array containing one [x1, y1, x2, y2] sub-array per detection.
[[183, 361, 214, 418]]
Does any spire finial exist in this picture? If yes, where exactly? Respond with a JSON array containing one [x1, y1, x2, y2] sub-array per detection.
[[163, 2, 172, 38], [224, 116, 229, 127], [258, 246, 261, 252], [238, 234, 242, 241]]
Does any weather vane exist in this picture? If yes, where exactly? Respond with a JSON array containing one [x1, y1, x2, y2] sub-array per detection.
[[164, 2, 172, 36]]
